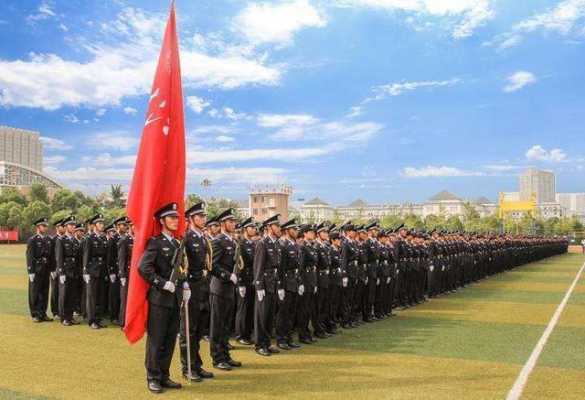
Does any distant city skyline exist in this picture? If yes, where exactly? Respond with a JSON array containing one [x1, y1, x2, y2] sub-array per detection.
[[0, 1, 584, 201]]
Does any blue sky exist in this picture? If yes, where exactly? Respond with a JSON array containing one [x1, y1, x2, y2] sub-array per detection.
[[0, 0, 584, 205]]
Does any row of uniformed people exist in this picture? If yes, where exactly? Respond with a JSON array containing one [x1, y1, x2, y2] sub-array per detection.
[[26, 214, 134, 327], [26, 204, 569, 394], [134, 201, 568, 393]]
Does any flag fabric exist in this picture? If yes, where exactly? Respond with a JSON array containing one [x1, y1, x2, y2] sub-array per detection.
[[124, 3, 186, 344]]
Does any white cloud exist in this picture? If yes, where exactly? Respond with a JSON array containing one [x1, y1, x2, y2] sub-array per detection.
[[338, 0, 494, 39], [80, 145, 333, 166], [503, 71, 536, 93], [88, 133, 138, 151], [64, 113, 80, 123], [216, 135, 235, 143], [525, 145, 567, 162], [123, 106, 138, 115], [45, 165, 285, 187], [346, 106, 363, 118], [371, 78, 461, 99], [43, 155, 66, 165], [516, 0, 585, 35], [189, 167, 286, 185], [0, 7, 281, 110], [192, 125, 235, 135], [223, 107, 250, 120], [27, 1, 56, 24], [188, 146, 332, 163], [59, 23, 69, 32], [257, 113, 319, 127], [402, 165, 484, 178], [186, 95, 211, 114], [95, 108, 107, 117], [234, 0, 327, 46], [40, 136, 72, 150], [259, 113, 383, 143], [486, 0, 585, 50]]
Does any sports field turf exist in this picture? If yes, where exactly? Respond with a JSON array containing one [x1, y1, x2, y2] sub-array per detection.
[[1, 244, 584, 399]]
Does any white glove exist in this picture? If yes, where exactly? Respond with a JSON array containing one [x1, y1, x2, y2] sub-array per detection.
[[163, 281, 176, 293], [278, 289, 285, 301], [442, 266, 445, 271], [28, 273, 35, 283], [342, 277, 348, 287], [430, 265, 434, 272], [83, 274, 90, 284], [238, 286, 246, 298], [230, 273, 238, 285], [59, 275, 66, 284], [298, 284, 305, 296], [109, 274, 117, 283], [313, 286, 317, 294], [386, 277, 391, 284], [120, 277, 127, 287], [376, 278, 380, 286], [50, 271, 57, 280], [182, 283, 191, 302], [365, 278, 369, 285], [257, 289, 265, 302]]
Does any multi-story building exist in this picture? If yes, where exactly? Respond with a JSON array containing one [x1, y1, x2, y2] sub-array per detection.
[[299, 197, 335, 222], [520, 168, 555, 203], [297, 191, 496, 223], [249, 185, 292, 222], [556, 193, 585, 221], [0, 126, 61, 195]]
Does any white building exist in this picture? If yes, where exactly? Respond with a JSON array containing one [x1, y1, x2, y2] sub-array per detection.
[[520, 168, 556, 203], [556, 193, 585, 216], [297, 191, 495, 223], [0, 125, 62, 194], [299, 197, 335, 222]]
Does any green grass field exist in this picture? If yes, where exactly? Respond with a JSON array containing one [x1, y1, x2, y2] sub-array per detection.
[[1, 245, 584, 399]]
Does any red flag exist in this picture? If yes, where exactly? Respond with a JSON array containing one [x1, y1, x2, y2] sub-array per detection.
[[124, 3, 186, 344]]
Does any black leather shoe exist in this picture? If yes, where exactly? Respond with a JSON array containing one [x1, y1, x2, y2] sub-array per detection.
[[299, 338, 313, 345], [196, 368, 214, 379], [277, 342, 291, 350], [237, 338, 253, 345], [314, 332, 327, 339], [287, 341, 301, 349], [255, 347, 271, 357], [148, 381, 163, 394], [41, 315, 53, 322], [161, 379, 182, 389], [268, 346, 280, 354], [62, 320, 72, 326], [227, 359, 242, 367], [70, 320, 80, 325], [182, 373, 202, 383], [213, 362, 233, 371]]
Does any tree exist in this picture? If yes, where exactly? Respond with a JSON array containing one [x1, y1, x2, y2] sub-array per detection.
[[0, 188, 27, 206], [424, 214, 445, 231], [22, 201, 51, 234], [186, 194, 204, 208], [404, 214, 424, 231], [51, 189, 81, 213], [6, 203, 24, 229], [381, 215, 403, 230], [0, 201, 22, 227], [110, 185, 125, 208], [29, 183, 49, 204], [445, 216, 464, 232]]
